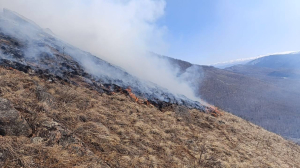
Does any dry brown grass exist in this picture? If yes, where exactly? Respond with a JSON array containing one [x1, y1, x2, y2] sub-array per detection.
[[0, 67, 300, 168]]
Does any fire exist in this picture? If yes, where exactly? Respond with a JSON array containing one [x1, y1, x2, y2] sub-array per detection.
[[106, 86, 151, 106], [206, 106, 224, 117], [124, 87, 151, 106], [125, 87, 139, 102]]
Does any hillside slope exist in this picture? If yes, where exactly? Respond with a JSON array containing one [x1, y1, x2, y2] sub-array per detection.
[[201, 66, 300, 139], [0, 67, 300, 167], [1, 8, 300, 167]]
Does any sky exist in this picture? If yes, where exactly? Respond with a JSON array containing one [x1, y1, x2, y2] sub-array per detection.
[[1, 0, 300, 65], [161, 0, 300, 64]]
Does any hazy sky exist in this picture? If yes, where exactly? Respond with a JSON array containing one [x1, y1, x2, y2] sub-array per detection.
[[162, 0, 300, 64], [1, 0, 300, 65]]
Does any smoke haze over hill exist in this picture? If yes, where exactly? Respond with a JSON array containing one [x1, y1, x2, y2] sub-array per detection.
[[0, 0, 200, 101]]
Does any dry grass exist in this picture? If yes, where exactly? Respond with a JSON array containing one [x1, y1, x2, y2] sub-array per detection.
[[0, 67, 299, 168]]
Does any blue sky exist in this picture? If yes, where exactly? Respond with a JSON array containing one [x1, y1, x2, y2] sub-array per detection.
[[160, 0, 300, 65]]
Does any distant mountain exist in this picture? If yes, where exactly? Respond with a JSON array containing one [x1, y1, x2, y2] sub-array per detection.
[[211, 51, 299, 69], [227, 53, 300, 88], [212, 58, 256, 69], [225, 54, 300, 141], [154, 53, 300, 142], [247, 52, 300, 69]]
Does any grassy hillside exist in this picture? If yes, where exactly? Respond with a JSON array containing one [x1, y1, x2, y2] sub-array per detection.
[[0, 67, 300, 168]]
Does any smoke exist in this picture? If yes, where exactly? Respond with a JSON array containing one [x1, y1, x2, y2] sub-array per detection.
[[0, 0, 199, 101]]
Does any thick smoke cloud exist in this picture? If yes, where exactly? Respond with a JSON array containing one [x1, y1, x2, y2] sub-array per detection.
[[0, 0, 199, 101]]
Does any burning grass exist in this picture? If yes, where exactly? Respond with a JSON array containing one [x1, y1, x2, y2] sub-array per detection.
[[0, 67, 300, 168]]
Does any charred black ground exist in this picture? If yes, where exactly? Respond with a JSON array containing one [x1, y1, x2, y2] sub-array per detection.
[[0, 9, 205, 112]]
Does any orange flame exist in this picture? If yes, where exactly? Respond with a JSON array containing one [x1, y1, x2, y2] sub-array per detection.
[[124, 87, 152, 106], [125, 87, 138, 102], [207, 106, 223, 117]]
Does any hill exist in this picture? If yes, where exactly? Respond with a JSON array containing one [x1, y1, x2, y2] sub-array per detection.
[[225, 54, 300, 141], [247, 52, 300, 70], [1, 65, 300, 167], [152, 53, 300, 142]]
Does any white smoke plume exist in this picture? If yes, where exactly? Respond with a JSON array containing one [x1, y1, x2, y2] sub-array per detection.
[[0, 0, 199, 101]]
